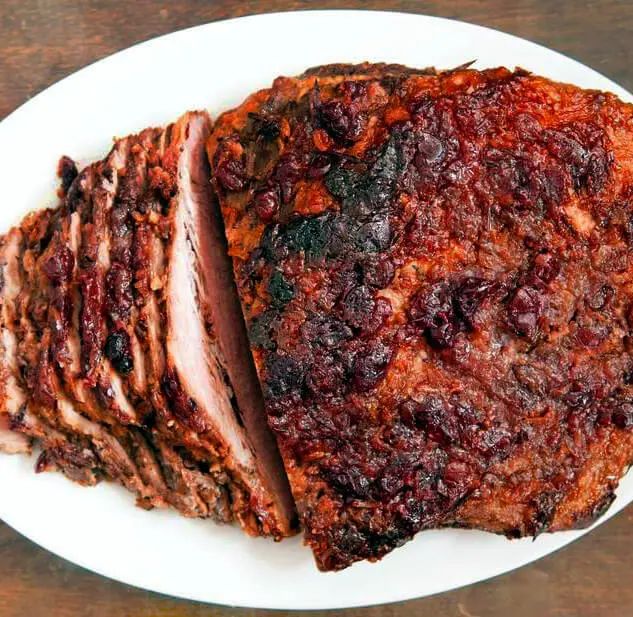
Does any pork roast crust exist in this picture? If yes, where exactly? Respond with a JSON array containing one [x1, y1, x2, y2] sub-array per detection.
[[208, 63, 633, 570]]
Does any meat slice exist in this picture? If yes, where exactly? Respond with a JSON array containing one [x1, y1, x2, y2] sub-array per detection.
[[105, 132, 155, 404], [9, 209, 104, 484], [76, 138, 142, 427], [0, 229, 31, 453], [53, 137, 226, 515], [209, 64, 633, 569], [52, 167, 99, 414], [14, 406, 101, 486], [13, 205, 162, 505], [46, 165, 171, 505], [155, 111, 295, 535], [129, 126, 223, 517]]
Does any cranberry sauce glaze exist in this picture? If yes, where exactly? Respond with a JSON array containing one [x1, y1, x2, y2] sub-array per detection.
[[207, 64, 633, 570]]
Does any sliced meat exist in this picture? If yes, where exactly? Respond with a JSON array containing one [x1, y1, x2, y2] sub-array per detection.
[[123, 126, 233, 518], [15, 206, 159, 504], [77, 139, 138, 426], [54, 167, 101, 413], [105, 134, 153, 403], [11, 209, 103, 483], [203, 165, 296, 533], [48, 167, 169, 503], [153, 437, 232, 519], [127, 428, 168, 505], [1, 110, 297, 537], [159, 111, 295, 536], [0, 229, 31, 453], [13, 405, 101, 486]]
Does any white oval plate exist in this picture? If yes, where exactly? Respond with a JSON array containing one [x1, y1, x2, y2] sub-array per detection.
[[0, 10, 631, 610]]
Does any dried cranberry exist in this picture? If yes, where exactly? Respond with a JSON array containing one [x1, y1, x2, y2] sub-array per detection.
[[515, 113, 542, 140], [104, 330, 133, 374], [341, 285, 375, 329], [564, 383, 593, 408], [300, 314, 352, 349], [337, 80, 368, 99], [545, 131, 588, 171], [612, 402, 633, 429], [471, 426, 511, 457], [217, 154, 244, 187], [265, 354, 303, 397], [354, 215, 392, 253], [454, 400, 485, 425], [454, 276, 498, 328], [418, 396, 460, 444], [539, 164, 567, 204], [362, 255, 395, 289], [409, 282, 457, 348], [507, 285, 543, 339], [378, 453, 420, 500], [485, 148, 527, 197], [585, 148, 610, 194], [328, 465, 372, 499], [576, 325, 608, 348], [274, 153, 305, 203], [253, 189, 279, 222], [443, 460, 473, 487], [352, 341, 392, 392], [306, 354, 346, 397], [378, 464, 406, 499], [364, 297, 392, 335], [42, 246, 74, 284], [214, 137, 248, 192], [319, 100, 364, 142], [567, 406, 597, 435], [307, 153, 332, 179], [531, 253, 560, 285], [414, 133, 444, 167]]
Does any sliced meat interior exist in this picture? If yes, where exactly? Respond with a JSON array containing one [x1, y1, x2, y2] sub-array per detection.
[[158, 111, 294, 535], [0, 110, 296, 538], [0, 229, 31, 454]]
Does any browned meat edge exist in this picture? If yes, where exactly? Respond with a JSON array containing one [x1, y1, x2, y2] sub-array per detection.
[[205, 182, 296, 530]]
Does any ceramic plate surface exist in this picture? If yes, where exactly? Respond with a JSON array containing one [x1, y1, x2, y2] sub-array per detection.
[[0, 10, 631, 610]]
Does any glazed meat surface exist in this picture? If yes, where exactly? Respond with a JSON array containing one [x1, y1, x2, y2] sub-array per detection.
[[208, 64, 633, 570]]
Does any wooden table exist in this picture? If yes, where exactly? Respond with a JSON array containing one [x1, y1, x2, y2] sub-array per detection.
[[1, 1, 632, 615]]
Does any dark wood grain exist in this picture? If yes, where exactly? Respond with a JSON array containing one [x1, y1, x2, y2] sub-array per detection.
[[1, 1, 632, 615]]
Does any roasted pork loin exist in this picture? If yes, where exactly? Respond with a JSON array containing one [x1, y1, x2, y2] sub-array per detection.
[[4, 63, 633, 572], [0, 111, 295, 537], [208, 64, 633, 570]]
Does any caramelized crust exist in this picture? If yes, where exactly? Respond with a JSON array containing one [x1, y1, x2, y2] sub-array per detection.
[[209, 64, 633, 570]]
